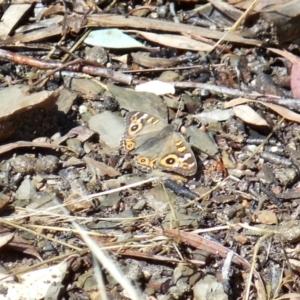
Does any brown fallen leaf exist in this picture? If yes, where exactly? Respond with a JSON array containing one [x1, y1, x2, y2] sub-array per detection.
[[291, 62, 300, 99], [3, 233, 42, 261], [230, 0, 290, 12], [267, 48, 300, 98], [126, 30, 214, 51], [0, 232, 14, 248], [0, 141, 70, 156], [87, 14, 262, 46], [224, 98, 300, 123], [233, 104, 269, 126], [0, 193, 11, 213], [131, 52, 180, 68], [0, 4, 32, 37], [208, 0, 243, 20], [8, 236, 42, 260], [37, 3, 65, 21], [0, 16, 63, 46], [268, 48, 299, 64]]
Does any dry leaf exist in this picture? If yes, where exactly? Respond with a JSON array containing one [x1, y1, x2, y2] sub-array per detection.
[[0, 141, 68, 156], [0, 16, 63, 46], [231, 0, 292, 12], [6, 234, 42, 261], [131, 52, 180, 68], [0, 193, 11, 213], [225, 98, 300, 123], [88, 15, 262, 46], [291, 62, 300, 98], [37, 3, 65, 21], [0, 256, 73, 300], [0, 232, 14, 248], [208, 0, 243, 20], [233, 104, 269, 126], [268, 48, 300, 98], [268, 48, 300, 64], [0, 4, 32, 37], [85, 29, 146, 49], [126, 30, 213, 51]]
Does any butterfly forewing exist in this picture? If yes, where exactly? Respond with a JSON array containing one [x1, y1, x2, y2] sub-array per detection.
[[122, 111, 167, 153]]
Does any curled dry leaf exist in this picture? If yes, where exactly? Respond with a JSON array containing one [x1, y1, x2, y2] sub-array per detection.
[[224, 98, 300, 123], [6, 234, 42, 261], [131, 52, 180, 68], [233, 104, 269, 126], [37, 3, 65, 21]]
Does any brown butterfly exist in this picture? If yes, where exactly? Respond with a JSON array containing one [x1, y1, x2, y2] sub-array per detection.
[[121, 111, 197, 176]]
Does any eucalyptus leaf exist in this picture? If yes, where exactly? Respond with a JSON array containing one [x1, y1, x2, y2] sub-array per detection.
[[84, 29, 146, 49]]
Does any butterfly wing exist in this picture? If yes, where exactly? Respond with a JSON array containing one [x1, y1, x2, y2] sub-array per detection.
[[122, 111, 167, 153], [155, 132, 197, 176]]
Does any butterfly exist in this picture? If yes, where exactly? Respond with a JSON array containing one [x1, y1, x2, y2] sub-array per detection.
[[121, 111, 197, 176]]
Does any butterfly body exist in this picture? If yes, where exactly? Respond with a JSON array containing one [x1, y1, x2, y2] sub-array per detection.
[[121, 111, 197, 176]]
